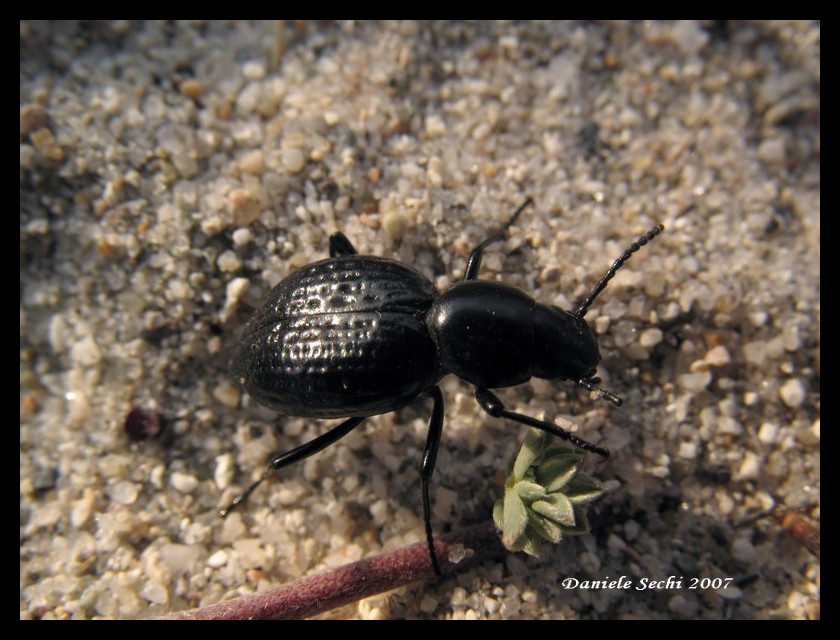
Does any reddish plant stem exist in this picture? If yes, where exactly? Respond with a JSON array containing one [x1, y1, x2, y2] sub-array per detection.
[[168, 522, 507, 620]]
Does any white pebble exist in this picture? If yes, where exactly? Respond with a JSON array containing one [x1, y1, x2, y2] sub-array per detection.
[[140, 580, 169, 605], [242, 60, 266, 80], [716, 491, 735, 515], [779, 378, 806, 408], [705, 345, 731, 367], [425, 114, 446, 137], [159, 543, 201, 576], [169, 471, 199, 493], [71, 335, 102, 367], [232, 227, 253, 246], [217, 249, 242, 273], [207, 549, 229, 568], [677, 441, 698, 459], [731, 536, 755, 563], [65, 391, 92, 425], [222, 277, 250, 323], [749, 311, 768, 327], [238, 149, 265, 175], [109, 481, 140, 505], [71, 488, 95, 527], [742, 340, 767, 365], [382, 211, 410, 240], [669, 20, 708, 56], [639, 328, 663, 348], [213, 380, 241, 408], [718, 586, 744, 601], [757, 422, 779, 445], [500, 597, 521, 618], [677, 371, 711, 393], [736, 451, 761, 481], [717, 416, 743, 436], [282, 147, 306, 173], [214, 454, 235, 490]]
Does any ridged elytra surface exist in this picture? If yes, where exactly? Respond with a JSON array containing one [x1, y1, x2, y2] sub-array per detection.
[[231, 256, 441, 418]]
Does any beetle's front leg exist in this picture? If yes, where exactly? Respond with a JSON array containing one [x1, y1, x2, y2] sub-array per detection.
[[474, 387, 609, 459]]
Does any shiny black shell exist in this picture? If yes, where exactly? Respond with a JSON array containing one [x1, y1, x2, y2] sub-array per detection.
[[231, 256, 440, 418]]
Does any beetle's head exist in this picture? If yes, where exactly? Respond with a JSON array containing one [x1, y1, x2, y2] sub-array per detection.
[[532, 303, 600, 382]]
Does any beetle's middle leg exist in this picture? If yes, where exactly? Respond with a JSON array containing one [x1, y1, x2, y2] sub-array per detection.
[[220, 416, 365, 517], [420, 386, 445, 576], [474, 387, 610, 459], [464, 197, 533, 281]]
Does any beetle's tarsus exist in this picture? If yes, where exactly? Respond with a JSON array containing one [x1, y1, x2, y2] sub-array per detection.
[[578, 377, 623, 408]]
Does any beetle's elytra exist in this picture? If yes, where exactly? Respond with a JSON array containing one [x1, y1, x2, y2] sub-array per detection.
[[225, 198, 663, 576]]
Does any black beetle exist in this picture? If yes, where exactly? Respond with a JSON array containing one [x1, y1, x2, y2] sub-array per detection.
[[224, 198, 663, 575]]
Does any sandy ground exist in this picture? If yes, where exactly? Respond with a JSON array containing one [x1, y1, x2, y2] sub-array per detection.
[[21, 21, 819, 619]]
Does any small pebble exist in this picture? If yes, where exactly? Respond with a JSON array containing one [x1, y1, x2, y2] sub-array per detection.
[[731, 536, 755, 563], [70, 488, 95, 527], [169, 471, 199, 494], [214, 454, 235, 490], [20, 103, 48, 138], [238, 149, 265, 175], [217, 249, 242, 273], [779, 378, 806, 408], [757, 422, 779, 445], [705, 345, 731, 367], [242, 60, 266, 80], [382, 211, 410, 240], [207, 549, 229, 568], [677, 371, 711, 393], [229, 189, 261, 226], [213, 379, 241, 408], [232, 227, 253, 246], [71, 335, 102, 367], [179, 79, 206, 100], [425, 114, 446, 137], [108, 481, 140, 505], [140, 580, 169, 605], [735, 452, 761, 481], [639, 328, 663, 348], [282, 147, 306, 173], [677, 441, 698, 460], [30, 127, 64, 161], [159, 544, 201, 576], [222, 277, 250, 321]]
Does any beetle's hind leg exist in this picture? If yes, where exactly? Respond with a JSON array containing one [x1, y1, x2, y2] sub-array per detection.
[[220, 416, 365, 517], [474, 387, 610, 459], [330, 232, 357, 257]]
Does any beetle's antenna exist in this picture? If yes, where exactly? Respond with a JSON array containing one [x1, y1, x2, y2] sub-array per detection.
[[575, 224, 664, 319]]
